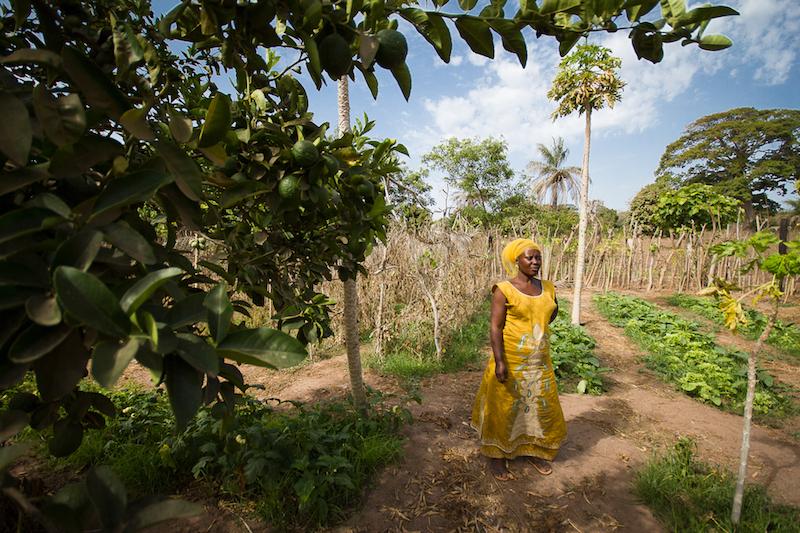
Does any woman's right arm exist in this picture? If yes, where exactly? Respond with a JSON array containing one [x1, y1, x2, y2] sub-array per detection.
[[490, 287, 508, 383]]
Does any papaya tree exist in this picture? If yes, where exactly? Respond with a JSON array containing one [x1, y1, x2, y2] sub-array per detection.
[[704, 232, 800, 525], [548, 43, 625, 325], [0, 0, 739, 527]]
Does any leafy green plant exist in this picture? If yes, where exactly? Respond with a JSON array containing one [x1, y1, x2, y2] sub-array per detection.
[[594, 293, 790, 416], [550, 307, 608, 394], [166, 391, 409, 529], [667, 293, 800, 357], [636, 438, 800, 532]]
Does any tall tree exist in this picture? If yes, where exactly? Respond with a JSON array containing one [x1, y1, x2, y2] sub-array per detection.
[[527, 137, 581, 207], [548, 43, 625, 325], [422, 137, 513, 217], [656, 108, 800, 215], [337, 77, 368, 414]]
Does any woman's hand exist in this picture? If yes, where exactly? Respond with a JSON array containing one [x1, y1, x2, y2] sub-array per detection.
[[495, 360, 508, 383]]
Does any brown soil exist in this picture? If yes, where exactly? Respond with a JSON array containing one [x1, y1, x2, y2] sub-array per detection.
[[129, 288, 800, 533]]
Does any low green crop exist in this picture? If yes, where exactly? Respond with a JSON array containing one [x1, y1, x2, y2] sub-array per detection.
[[595, 293, 791, 416], [551, 307, 608, 394], [668, 293, 800, 358]]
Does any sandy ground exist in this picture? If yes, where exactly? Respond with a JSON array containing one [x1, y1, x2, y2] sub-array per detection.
[[125, 288, 800, 533]]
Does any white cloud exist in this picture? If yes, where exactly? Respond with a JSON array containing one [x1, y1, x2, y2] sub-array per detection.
[[450, 55, 464, 66], [467, 52, 490, 66], [710, 0, 800, 85]]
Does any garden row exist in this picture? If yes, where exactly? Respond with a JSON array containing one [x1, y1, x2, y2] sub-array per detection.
[[594, 293, 792, 416], [667, 293, 800, 357]]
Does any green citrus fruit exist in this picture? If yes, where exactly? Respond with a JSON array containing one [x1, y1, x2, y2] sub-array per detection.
[[375, 29, 408, 69], [278, 175, 301, 199], [356, 180, 375, 198], [322, 154, 339, 175], [319, 34, 352, 79], [291, 140, 319, 167]]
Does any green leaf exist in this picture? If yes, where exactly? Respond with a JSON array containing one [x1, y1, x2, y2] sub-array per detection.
[[217, 327, 307, 369], [91, 169, 173, 219], [358, 34, 379, 68], [697, 34, 732, 51], [198, 93, 231, 148], [177, 333, 219, 376], [401, 9, 452, 63], [124, 499, 203, 532], [49, 418, 84, 457], [625, 0, 659, 22], [8, 323, 71, 363], [54, 266, 130, 338], [119, 107, 155, 140], [103, 220, 156, 265], [26, 192, 71, 217], [677, 5, 738, 26], [458, 0, 478, 10], [0, 92, 33, 166], [52, 229, 104, 271], [390, 63, 412, 101], [32, 85, 86, 147], [61, 46, 129, 120], [120, 267, 183, 315], [168, 108, 193, 143], [168, 293, 207, 328], [454, 17, 494, 59], [0, 166, 49, 196], [576, 379, 587, 394], [0, 207, 62, 245], [301, 32, 323, 90], [165, 355, 203, 430], [92, 338, 140, 388], [490, 20, 527, 66], [204, 283, 232, 343], [87, 466, 127, 529], [540, 0, 581, 14], [220, 181, 269, 209], [0, 261, 48, 288], [26, 294, 62, 326], [34, 331, 89, 401]]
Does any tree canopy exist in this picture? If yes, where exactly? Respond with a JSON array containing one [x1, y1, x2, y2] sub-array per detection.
[[422, 137, 514, 216], [656, 108, 800, 214]]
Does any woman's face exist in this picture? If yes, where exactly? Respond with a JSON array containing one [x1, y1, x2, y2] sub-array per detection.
[[517, 248, 542, 277]]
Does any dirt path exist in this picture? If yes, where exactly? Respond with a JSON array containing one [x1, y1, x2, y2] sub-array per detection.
[[134, 289, 799, 532]]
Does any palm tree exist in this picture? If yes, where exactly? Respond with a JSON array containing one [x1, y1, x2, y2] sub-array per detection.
[[527, 137, 581, 207], [548, 43, 625, 325], [338, 76, 367, 414]]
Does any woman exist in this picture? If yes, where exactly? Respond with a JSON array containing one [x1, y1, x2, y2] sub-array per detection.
[[471, 238, 566, 480]]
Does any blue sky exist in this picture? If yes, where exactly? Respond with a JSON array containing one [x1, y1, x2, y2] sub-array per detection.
[[300, 0, 800, 214], [151, 0, 799, 214]]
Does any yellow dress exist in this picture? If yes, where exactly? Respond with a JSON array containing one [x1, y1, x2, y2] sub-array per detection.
[[471, 280, 566, 460]]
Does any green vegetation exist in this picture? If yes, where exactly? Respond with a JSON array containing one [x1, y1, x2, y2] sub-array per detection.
[[368, 302, 606, 394], [636, 438, 800, 532], [667, 293, 800, 357], [594, 293, 791, 416], [9, 383, 406, 530], [551, 307, 608, 394], [367, 302, 492, 382]]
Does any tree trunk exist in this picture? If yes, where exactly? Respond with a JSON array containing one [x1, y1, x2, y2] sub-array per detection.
[[731, 298, 779, 524], [571, 107, 592, 325], [338, 76, 367, 413]]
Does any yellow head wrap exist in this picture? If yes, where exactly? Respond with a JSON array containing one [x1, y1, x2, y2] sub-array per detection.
[[501, 238, 541, 276]]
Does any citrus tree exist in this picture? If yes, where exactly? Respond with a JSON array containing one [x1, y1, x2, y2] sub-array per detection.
[[0, 0, 739, 528]]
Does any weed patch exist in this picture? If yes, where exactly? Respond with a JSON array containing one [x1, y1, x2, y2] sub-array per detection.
[[595, 293, 792, 417], [636, 438, 800, 532]]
